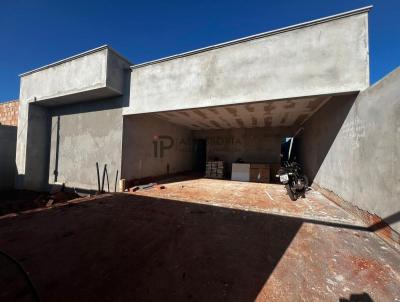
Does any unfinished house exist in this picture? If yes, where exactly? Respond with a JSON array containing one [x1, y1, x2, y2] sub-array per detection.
[[16, 5, 398, 227], [6, 6, 400, 301]]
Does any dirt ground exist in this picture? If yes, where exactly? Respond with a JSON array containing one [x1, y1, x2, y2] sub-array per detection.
[[0, 190, 79, 217], [0, 178, 399, 301]]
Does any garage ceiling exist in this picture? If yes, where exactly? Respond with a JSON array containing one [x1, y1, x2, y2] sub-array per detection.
[[154, 96, 330, 130]]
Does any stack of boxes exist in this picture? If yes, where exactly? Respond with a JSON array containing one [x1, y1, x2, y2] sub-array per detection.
[[205, 161, 224, 179]]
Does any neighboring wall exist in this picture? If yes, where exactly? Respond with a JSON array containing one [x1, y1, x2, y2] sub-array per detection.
[[194, 127, 290, 173], [48, 98, 124, 192], [0, 100, 19, 126], [299, 67, 400, 233], [126, 8, 369, 115], [121, 115, 193, 181], [0, 126, 17, 190]]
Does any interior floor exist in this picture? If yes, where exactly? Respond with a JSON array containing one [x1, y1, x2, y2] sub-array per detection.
[[133, 177, 360, 223]]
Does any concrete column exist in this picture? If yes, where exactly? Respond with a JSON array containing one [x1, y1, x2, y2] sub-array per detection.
[[15, 101, 50, 191]]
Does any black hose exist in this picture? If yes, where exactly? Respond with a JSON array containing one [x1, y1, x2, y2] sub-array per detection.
[[96, 162, 101, 193], [114, 170, 119, 193], [101, 164, 107, 193], [0, 250, 40, 301], [105, 165, 110, 193]]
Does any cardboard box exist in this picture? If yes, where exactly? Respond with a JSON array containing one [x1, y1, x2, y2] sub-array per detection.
[[250, 164, 270, 183]]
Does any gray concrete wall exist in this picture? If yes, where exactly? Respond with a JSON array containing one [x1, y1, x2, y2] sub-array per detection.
[[20, 46, 131, 106], [25, 105, 51, 191], [299, 67, 400, 232], [48, 98, 124, 192], [21, 48, 108, 102], [193, 127, 292, 173], [121, 115, 193, 181], [125, 10, 369, 115], [16, 46, 131, 192], [0, 125, 17, 190]]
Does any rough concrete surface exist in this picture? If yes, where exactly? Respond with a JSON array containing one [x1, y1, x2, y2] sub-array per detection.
[[0, 178, 399, 301], [122, 114, 194, 181], [19, 46, 130, 104], [299, 67, 400, 233], [126, 11, 369, 115], [48, 98, 124, 192], [16, 46, 131, 192], [23, 104, 51, 191]]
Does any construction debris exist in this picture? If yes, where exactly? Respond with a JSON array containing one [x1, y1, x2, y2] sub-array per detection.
[[128, 183, 157, 193]]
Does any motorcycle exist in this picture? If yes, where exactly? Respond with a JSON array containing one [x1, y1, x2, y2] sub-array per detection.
[[276, 161, 308, 201]]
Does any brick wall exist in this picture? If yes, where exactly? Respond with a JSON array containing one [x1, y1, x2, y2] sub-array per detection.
[[0, 100, 19, 126]]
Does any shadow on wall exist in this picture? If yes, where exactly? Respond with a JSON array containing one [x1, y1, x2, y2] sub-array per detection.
[[297, 93, 357, 184], [0, 125, 18, 191], [369, 211, 400, 232]]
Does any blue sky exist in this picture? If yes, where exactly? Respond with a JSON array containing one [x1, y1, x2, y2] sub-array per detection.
[[0, 0, 399, 101]]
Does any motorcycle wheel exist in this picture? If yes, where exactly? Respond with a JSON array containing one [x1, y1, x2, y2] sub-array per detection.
[[301, 175, 309, 198], [303, 175, 309, 189], [285, 184, 297, 201]]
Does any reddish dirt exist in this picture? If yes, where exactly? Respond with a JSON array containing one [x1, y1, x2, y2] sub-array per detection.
[[0, 190, 79, 217], [132, 177, 360, 224], [0, 179, 399, 301]]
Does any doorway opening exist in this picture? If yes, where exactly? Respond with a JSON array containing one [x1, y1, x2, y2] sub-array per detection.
[[193, 139, 207, 173], [281, 137, 295, 163]]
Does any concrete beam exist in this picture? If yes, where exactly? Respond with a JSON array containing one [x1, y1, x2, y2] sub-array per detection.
[[20, 46, 131, 106], [125, 7, 370, 115]]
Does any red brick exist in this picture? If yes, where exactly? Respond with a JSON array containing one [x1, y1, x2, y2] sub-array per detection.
[[0, 100, 19, 126]]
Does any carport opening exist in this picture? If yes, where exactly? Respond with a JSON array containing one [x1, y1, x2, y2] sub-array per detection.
[[121, 95, 341, 186]]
